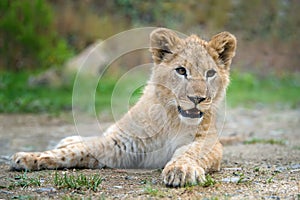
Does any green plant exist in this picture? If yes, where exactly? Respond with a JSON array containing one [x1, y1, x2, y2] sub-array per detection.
[[244, 138, 286, 145], [266, 172, 278, 184], [233, 172, 251, 184], [1, 71, 298, 114], [0, 71, 73, 113], [53, 171, 102, 191], [10, 195, 35, 200], [61, 195, 93, 200], [0, 71, 144, 114], [0, 0, 73, 70], [227, 71, 300, 108], [143, 184, 165, 197], [201, 174, 217, 187], [144, 184, 158, 196], [237, 173, 245, 184], [254, 166, 260, 172], [184, 174, 217, 188], [8, 171, 41, 189]]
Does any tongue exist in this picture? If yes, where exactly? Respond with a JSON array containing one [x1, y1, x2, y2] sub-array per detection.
[[178, 106, 203, 118], [186, 108, 200, 114]]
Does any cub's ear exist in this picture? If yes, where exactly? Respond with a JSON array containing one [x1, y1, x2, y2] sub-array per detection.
[[208, 32, 237, 69], [150, 28, 182, 64]]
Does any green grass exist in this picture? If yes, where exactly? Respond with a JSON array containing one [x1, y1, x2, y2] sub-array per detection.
[[0, 71, 143, 114], [7, 171, 41, 189], [0, 72, 73, 113], [0, 70, 299, 114], [236, 172, 246, 184], [143, 184, 161, 197], [200, 174, 217, 187], [183, 174, 217, 188], [53, 171, 103, 191], [3, 171, 102, 197], [243, 138, 287, 145], [227, 71, 300, 108]]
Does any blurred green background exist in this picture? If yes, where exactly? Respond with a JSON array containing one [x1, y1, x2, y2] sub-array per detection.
[[0, 0, 299, 114]]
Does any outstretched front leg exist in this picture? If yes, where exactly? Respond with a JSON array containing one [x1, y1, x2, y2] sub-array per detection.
[[10, 129, 157, 171], [11, 136, 103, 171], [162, 134, 223, 187]]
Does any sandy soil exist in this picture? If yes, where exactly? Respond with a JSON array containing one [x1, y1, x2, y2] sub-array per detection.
[[0, 107, 299, 199]]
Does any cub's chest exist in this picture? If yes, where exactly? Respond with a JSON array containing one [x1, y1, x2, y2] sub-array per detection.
[[165, 125, 199, 149]]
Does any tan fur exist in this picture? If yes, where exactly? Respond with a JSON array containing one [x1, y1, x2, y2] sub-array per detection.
[[11, 28, 237, 187]]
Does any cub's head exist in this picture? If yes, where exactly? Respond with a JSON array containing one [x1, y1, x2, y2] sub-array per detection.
[[149, 28, 236, 125]]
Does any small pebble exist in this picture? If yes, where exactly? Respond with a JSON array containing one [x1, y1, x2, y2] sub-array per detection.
[[0, 189, 13, 195], [290, 163, 300, 169], [266, 196, 280, 200], [275, 166, 286, 172], [223, 167, 242, 171], [221, 177, 240, 183], [34, 187, 56, 193], [125, 175, 134, 180], [290, 169, 300, 173], [151, 178, 157, 185]]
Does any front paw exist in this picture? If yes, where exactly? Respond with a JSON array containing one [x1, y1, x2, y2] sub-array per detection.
[[162, 160, 205, 187], [11, 152, 40, 171]]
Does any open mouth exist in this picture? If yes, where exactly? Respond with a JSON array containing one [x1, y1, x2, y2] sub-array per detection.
[[177, 106, 203, 119]]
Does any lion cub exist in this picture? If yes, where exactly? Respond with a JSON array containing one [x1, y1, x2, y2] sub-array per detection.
[[11, 28, 236, 187]]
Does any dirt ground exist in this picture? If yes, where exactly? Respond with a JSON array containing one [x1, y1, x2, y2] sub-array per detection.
[[0, 107, 299, 199]]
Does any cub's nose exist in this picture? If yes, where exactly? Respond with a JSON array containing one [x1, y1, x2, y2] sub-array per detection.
[[187, 96, 206, 105]]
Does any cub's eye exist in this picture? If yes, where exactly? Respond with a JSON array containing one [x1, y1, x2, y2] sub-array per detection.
[[175, 67, 187, 76], [206, 69, 216, 78]]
